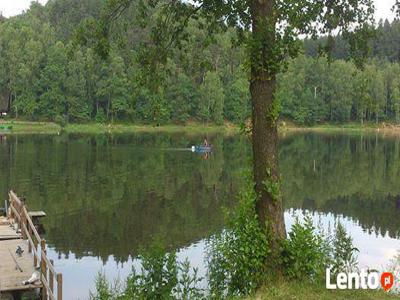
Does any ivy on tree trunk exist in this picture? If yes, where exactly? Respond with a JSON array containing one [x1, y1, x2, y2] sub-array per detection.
[[249, 0, 286, 273]]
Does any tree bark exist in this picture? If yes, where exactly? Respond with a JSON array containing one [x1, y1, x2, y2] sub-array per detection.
[[249, 0, 286, 273]]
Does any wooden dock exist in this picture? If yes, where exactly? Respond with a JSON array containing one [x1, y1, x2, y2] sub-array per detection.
[[0, 191, 62, 300]]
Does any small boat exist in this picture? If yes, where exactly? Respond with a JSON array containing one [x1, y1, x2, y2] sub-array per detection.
[[191, 145, 213, 153]]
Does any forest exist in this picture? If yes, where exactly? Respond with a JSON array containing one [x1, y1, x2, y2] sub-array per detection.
[[1, 0, 400, 126]]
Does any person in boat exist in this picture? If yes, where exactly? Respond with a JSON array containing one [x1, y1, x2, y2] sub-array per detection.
[[203, 137, 209, 147]]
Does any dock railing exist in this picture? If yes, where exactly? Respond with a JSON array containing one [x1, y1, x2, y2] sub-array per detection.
[[8, 190, 62, 300]]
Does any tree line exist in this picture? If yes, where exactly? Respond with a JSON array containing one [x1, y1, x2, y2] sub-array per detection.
[[0, 0, 399, 126], [278, 55, 400, 125], [304, 19, 400, 63], [0, 0, 248, 125]]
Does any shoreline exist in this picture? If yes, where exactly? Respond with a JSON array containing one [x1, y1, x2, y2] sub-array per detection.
[[2, 120, 400, 135], [280, 123, 400, 138], [0, 121, 238, 135]]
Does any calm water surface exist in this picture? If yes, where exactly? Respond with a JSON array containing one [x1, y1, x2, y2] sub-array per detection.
[[1, 132, 400, 299]]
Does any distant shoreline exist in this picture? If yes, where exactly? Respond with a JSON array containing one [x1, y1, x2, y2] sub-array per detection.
[[281, 122, 400, 137], [0, 121, 238, 135], [1, 120, 400, 135]]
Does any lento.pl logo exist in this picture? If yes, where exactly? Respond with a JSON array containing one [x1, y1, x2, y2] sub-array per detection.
[[325, 268, 395, 291], [381, 272, 395, 292]]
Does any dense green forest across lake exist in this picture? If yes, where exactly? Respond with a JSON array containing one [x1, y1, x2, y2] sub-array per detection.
[[1, 0, 400, 126]]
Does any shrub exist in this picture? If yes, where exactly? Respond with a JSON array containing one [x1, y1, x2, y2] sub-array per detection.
[[55, 115, 68, 128], [89, 272, 122, 300], [95, 110, 107, 123], [175, 259, 204, 300], [90, 244, 204, 300], [206, 181, 269, 297], [124, 245, 178, 299], [331, 222, 359, 274], [282, 215, 329, 280], [282, 215, 359, 283]]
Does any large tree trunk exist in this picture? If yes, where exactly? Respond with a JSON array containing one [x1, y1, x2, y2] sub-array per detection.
[[250, 0, 286, 273]]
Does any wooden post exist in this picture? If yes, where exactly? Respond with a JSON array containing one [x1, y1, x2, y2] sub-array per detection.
[[57, 273, 63, 300], [28, 225, 32, 253], [9, 194, 13, 219], [41, 239, 47, 300], [20, 198, 26, 234], [21, 207, 27, 239], [49, 259, 54, 295], [34, 238, 38, 267], [17, 199, 22, 230]]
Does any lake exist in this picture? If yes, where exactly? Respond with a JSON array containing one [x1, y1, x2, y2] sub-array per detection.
[[1, 131, 400, 299]]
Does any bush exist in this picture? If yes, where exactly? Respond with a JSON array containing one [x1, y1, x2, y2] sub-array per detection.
[[282, 215, 330, 280], [124, 245, 178, 299], [54, 115, 68, 128], [205, 182, 361, 297], [331, 222, 359, 275], [175, 259, 204, 300], [282, 215, 359, 283], [206, 180, 269, 298], [90, 244, 204, 300], [89, 272, 122, 300], [95, 110, 107, 123]]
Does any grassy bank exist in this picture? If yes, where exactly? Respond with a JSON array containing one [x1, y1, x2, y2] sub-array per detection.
[[281, 122, 397, 133], [278, 122, 400, 139], [0, 121, 237, 135], [251, 282, 397, 300], [1, 120, 400, 135], [0, 121, 61, 134], [64, 122, 237, 134]]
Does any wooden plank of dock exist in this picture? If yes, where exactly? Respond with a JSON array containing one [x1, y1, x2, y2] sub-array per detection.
[[28, 211, 46, 218], [0, 239, 42, 292], [0, 223, 21, 240]]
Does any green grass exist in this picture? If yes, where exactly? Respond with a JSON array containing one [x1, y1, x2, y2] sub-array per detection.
[[0, 121, 61, 134], [250, 282, 397, 300], [1, 120, 399, 135], [282, 122, 379, 131], [279, 122, 400, 138], [0, 121, 237, 135], [63, 122, 237, 134]]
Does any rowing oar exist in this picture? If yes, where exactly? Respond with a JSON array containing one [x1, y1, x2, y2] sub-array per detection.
[[8, 248, 23, 272]]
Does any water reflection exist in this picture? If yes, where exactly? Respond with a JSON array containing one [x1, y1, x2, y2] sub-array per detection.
[[1, 132, 400, 298], [281, 133, 400, 239], [0, 134, 245, 259]]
